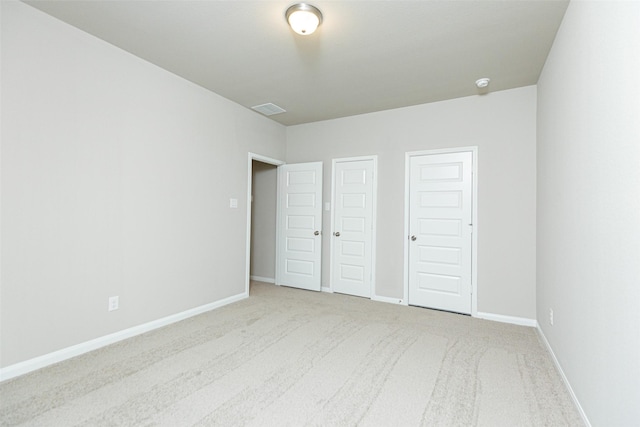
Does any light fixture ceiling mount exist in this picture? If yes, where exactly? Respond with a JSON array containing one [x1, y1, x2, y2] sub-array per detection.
[[286, 3, 323, 36]]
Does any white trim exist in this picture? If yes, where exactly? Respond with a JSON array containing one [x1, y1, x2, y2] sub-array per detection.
[[246, 153, 285, 296], [329, 159, 337, 293], [0, 292, 247, 383], [250, 275, 275, 284], [372, 295, 404, 305], [476, 312, 537, 327], [371, 157, 378, 300], [321, 286, 332, 293], [402, 152, 411, 307], [403, 147, 479, 314], [275, 165, 282, 286], [329, 155, 378, 298], [536, 325, 592, 427], [470, 149, 479, 316]]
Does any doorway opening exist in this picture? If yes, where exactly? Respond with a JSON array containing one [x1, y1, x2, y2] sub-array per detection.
[[245, 153, 284, 296]]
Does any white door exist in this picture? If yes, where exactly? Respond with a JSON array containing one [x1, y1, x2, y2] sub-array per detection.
[[276, 162, 323, 291], [331, 158, 376, 298], [408, 152, 473, 314]]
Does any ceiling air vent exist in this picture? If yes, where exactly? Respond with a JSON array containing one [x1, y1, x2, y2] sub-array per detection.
[[251, 103, 286, 116]]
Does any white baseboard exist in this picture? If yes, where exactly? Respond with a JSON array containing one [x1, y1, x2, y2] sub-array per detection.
[[536, 325, 591, 427], [250, 275, 275, 284], [475, 311, 537, 327], [372, 295, 404, 305], [321, 286, 332, 293], [0, 292, 248, 382]]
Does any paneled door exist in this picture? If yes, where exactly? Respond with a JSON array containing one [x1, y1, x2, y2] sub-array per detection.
[[331, 158, 376, 298], [408, 151, 473, 314], [276, 162, 323, 291]]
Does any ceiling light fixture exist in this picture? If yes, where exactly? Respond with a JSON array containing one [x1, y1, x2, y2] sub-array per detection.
[[286, 3, 323, 35], [475, 78, 491, 89]]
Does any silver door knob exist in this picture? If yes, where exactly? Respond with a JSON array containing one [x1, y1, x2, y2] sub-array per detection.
[[314, 230, 320, 236], [333, 231, 341, 237], [411, 235, 417, 241]]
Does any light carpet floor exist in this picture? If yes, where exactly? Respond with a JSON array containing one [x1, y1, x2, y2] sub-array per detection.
[[0, 281, 583, 426]]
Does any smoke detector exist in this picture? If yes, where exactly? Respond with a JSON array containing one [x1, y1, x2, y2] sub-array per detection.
[[475, 78, 491, 89]]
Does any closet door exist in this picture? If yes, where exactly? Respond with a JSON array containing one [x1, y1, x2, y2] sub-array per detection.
[[408, 152, 473, 314], [276, 162, 323, 291], [331, 157, 376, 298]]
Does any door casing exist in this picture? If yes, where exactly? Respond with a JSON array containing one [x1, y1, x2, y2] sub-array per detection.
[[403, 147, 478, 316]]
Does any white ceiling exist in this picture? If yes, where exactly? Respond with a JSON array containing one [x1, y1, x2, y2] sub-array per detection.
[[23, 0, 569, 126]]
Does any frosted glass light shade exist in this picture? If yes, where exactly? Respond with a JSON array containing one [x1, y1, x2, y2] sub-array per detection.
[[286, 4, 323, 35]]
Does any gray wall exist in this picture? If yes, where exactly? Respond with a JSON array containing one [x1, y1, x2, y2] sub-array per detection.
[[250, 161, 277, 281], [286, 86, 537, 320], [5, 5, 638, 424], [0, 1, 285, 367], [537, 1, 640, 425]]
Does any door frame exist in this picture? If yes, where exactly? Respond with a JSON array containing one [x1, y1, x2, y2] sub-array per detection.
[[329, 155, 378, 296], [403, 147, 478, 316], [245, 152, 285, 297]]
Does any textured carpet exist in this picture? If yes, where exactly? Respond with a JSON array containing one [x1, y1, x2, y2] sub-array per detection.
[[0, 281, 583, 426]]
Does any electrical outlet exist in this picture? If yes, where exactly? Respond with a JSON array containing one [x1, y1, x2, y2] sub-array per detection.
[[549, 308, 554, 326], [108, 296, 119, 312]]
